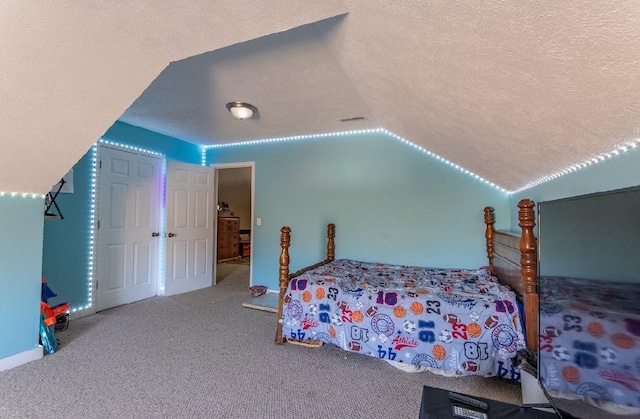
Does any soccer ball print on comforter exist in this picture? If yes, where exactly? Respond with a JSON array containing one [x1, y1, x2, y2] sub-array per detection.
[[281, 259, 525, 381]]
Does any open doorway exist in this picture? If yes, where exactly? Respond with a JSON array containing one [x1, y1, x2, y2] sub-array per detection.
[[212, 162, 254, 286]]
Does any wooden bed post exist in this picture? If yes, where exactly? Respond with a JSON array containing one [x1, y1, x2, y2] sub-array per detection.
[[483, 207, 495, 275], [518, 199, 539, 351], [326, 223, 335, 261], [275, 226, 291, 345]]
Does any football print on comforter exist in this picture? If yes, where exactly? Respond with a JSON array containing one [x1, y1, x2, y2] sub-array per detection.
[[281, 259, 525, 380], [539, 276, 640, 408]]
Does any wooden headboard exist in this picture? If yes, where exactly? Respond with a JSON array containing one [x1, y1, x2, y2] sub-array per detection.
[[484, 199, 538, 350]]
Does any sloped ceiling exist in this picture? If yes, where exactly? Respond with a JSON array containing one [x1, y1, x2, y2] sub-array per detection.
[[0, 1, 347, 194], [3, 1, 640, 194]]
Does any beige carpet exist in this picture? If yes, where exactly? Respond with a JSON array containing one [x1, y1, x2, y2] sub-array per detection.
[[0, 264, 604, 418]]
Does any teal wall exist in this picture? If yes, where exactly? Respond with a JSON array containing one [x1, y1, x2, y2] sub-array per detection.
[[41, 148, 93, 308], [0, 196, 44, 359], [41, 122, 201, 310], [208, 132, 511, 290]]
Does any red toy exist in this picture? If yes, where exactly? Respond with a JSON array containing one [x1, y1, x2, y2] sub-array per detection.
[[40, 278, 70, 354]]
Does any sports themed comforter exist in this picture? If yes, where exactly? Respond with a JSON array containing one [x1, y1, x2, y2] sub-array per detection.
[[281, 259, 525, 380], [539, 277, 640, 409]]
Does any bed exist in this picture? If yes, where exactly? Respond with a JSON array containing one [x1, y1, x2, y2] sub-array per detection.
[[538, 276, 640, 410], [275, 199, 540, 380]]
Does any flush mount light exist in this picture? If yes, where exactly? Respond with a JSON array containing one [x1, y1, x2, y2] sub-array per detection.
[[226, 101, 258, 120]]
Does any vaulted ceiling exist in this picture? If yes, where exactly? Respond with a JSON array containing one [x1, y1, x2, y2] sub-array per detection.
[[3, 1, 640, 194]]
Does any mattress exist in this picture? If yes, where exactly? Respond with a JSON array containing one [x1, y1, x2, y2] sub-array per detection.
[[538, 276, 640, 409], [281, 259, 525, 379]]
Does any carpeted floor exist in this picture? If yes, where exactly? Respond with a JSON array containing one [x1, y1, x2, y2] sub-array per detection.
[[0, 265, 605, 418]]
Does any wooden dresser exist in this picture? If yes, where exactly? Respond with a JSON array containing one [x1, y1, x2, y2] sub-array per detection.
[[217, 216, 240, 262]]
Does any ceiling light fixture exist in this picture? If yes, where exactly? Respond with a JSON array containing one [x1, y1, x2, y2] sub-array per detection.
[[226, 101, 258, 120]]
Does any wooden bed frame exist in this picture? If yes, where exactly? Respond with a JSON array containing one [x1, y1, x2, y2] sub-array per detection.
[[484, 199, 538, 350], [276, 199, 539, 350]]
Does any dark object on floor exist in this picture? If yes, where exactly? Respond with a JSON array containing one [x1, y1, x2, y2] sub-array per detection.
[[419, 386, 558, 418], [54, 313, 70, 331], [249, 285, 267, 297]]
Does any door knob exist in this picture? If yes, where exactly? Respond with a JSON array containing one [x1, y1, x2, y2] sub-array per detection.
[[151, 232, 160, 237], [168, 232, 176, 237]]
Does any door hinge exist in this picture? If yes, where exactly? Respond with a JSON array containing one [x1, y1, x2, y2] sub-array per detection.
[[99, 160, 102, 169], [96, 280, 98, 290], [97, 220, 100, 229]]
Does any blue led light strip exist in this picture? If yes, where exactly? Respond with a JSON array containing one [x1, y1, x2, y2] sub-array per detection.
[[77, 144, 99, 313], [201, 129, 383, 167], [202, 128, 508, 193], [382, 129, 508, 193], [203, 128, 383, 150], [3, 129, 637, 313], [512, 139, 640, 194], [203, 129, 640, 194], [99, 139, 162, 157], [158, 158, 167, 294], [4, 131, 639, 205], [201, 147, 208, 166], [0, 191, 44, 198]]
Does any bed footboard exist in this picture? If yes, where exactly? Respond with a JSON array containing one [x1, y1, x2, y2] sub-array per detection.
[[486, 200, 539, 351], [275, 226, 291, 344], [275, 224, 335, 345], [518, 199, 538, 351]]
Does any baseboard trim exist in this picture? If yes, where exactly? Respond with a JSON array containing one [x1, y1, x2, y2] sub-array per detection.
[[70, 306, 95, 320], [0, 346, 43, 371]]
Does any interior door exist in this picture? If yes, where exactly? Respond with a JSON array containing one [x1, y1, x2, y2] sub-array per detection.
[[165, 161, 215, 296], [95, 146, 162, 311]]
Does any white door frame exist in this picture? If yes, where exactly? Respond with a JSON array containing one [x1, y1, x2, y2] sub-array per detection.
[[211, 161, 255, 286]]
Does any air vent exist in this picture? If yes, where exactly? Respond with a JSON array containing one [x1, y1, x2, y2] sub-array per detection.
[[339, 116, 366, 122]]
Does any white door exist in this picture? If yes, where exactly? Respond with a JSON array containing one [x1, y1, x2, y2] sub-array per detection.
[[95, 146, 162, 311], [165, 161, 215, 296]]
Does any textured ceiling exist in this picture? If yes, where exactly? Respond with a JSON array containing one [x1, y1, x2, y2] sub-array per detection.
[[3, 1, 640, 194], [120, 20, 374, 144], [0, 0, 346, 194]]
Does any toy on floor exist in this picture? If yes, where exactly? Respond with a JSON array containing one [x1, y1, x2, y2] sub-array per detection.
[[40, 278, 70, 354]]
